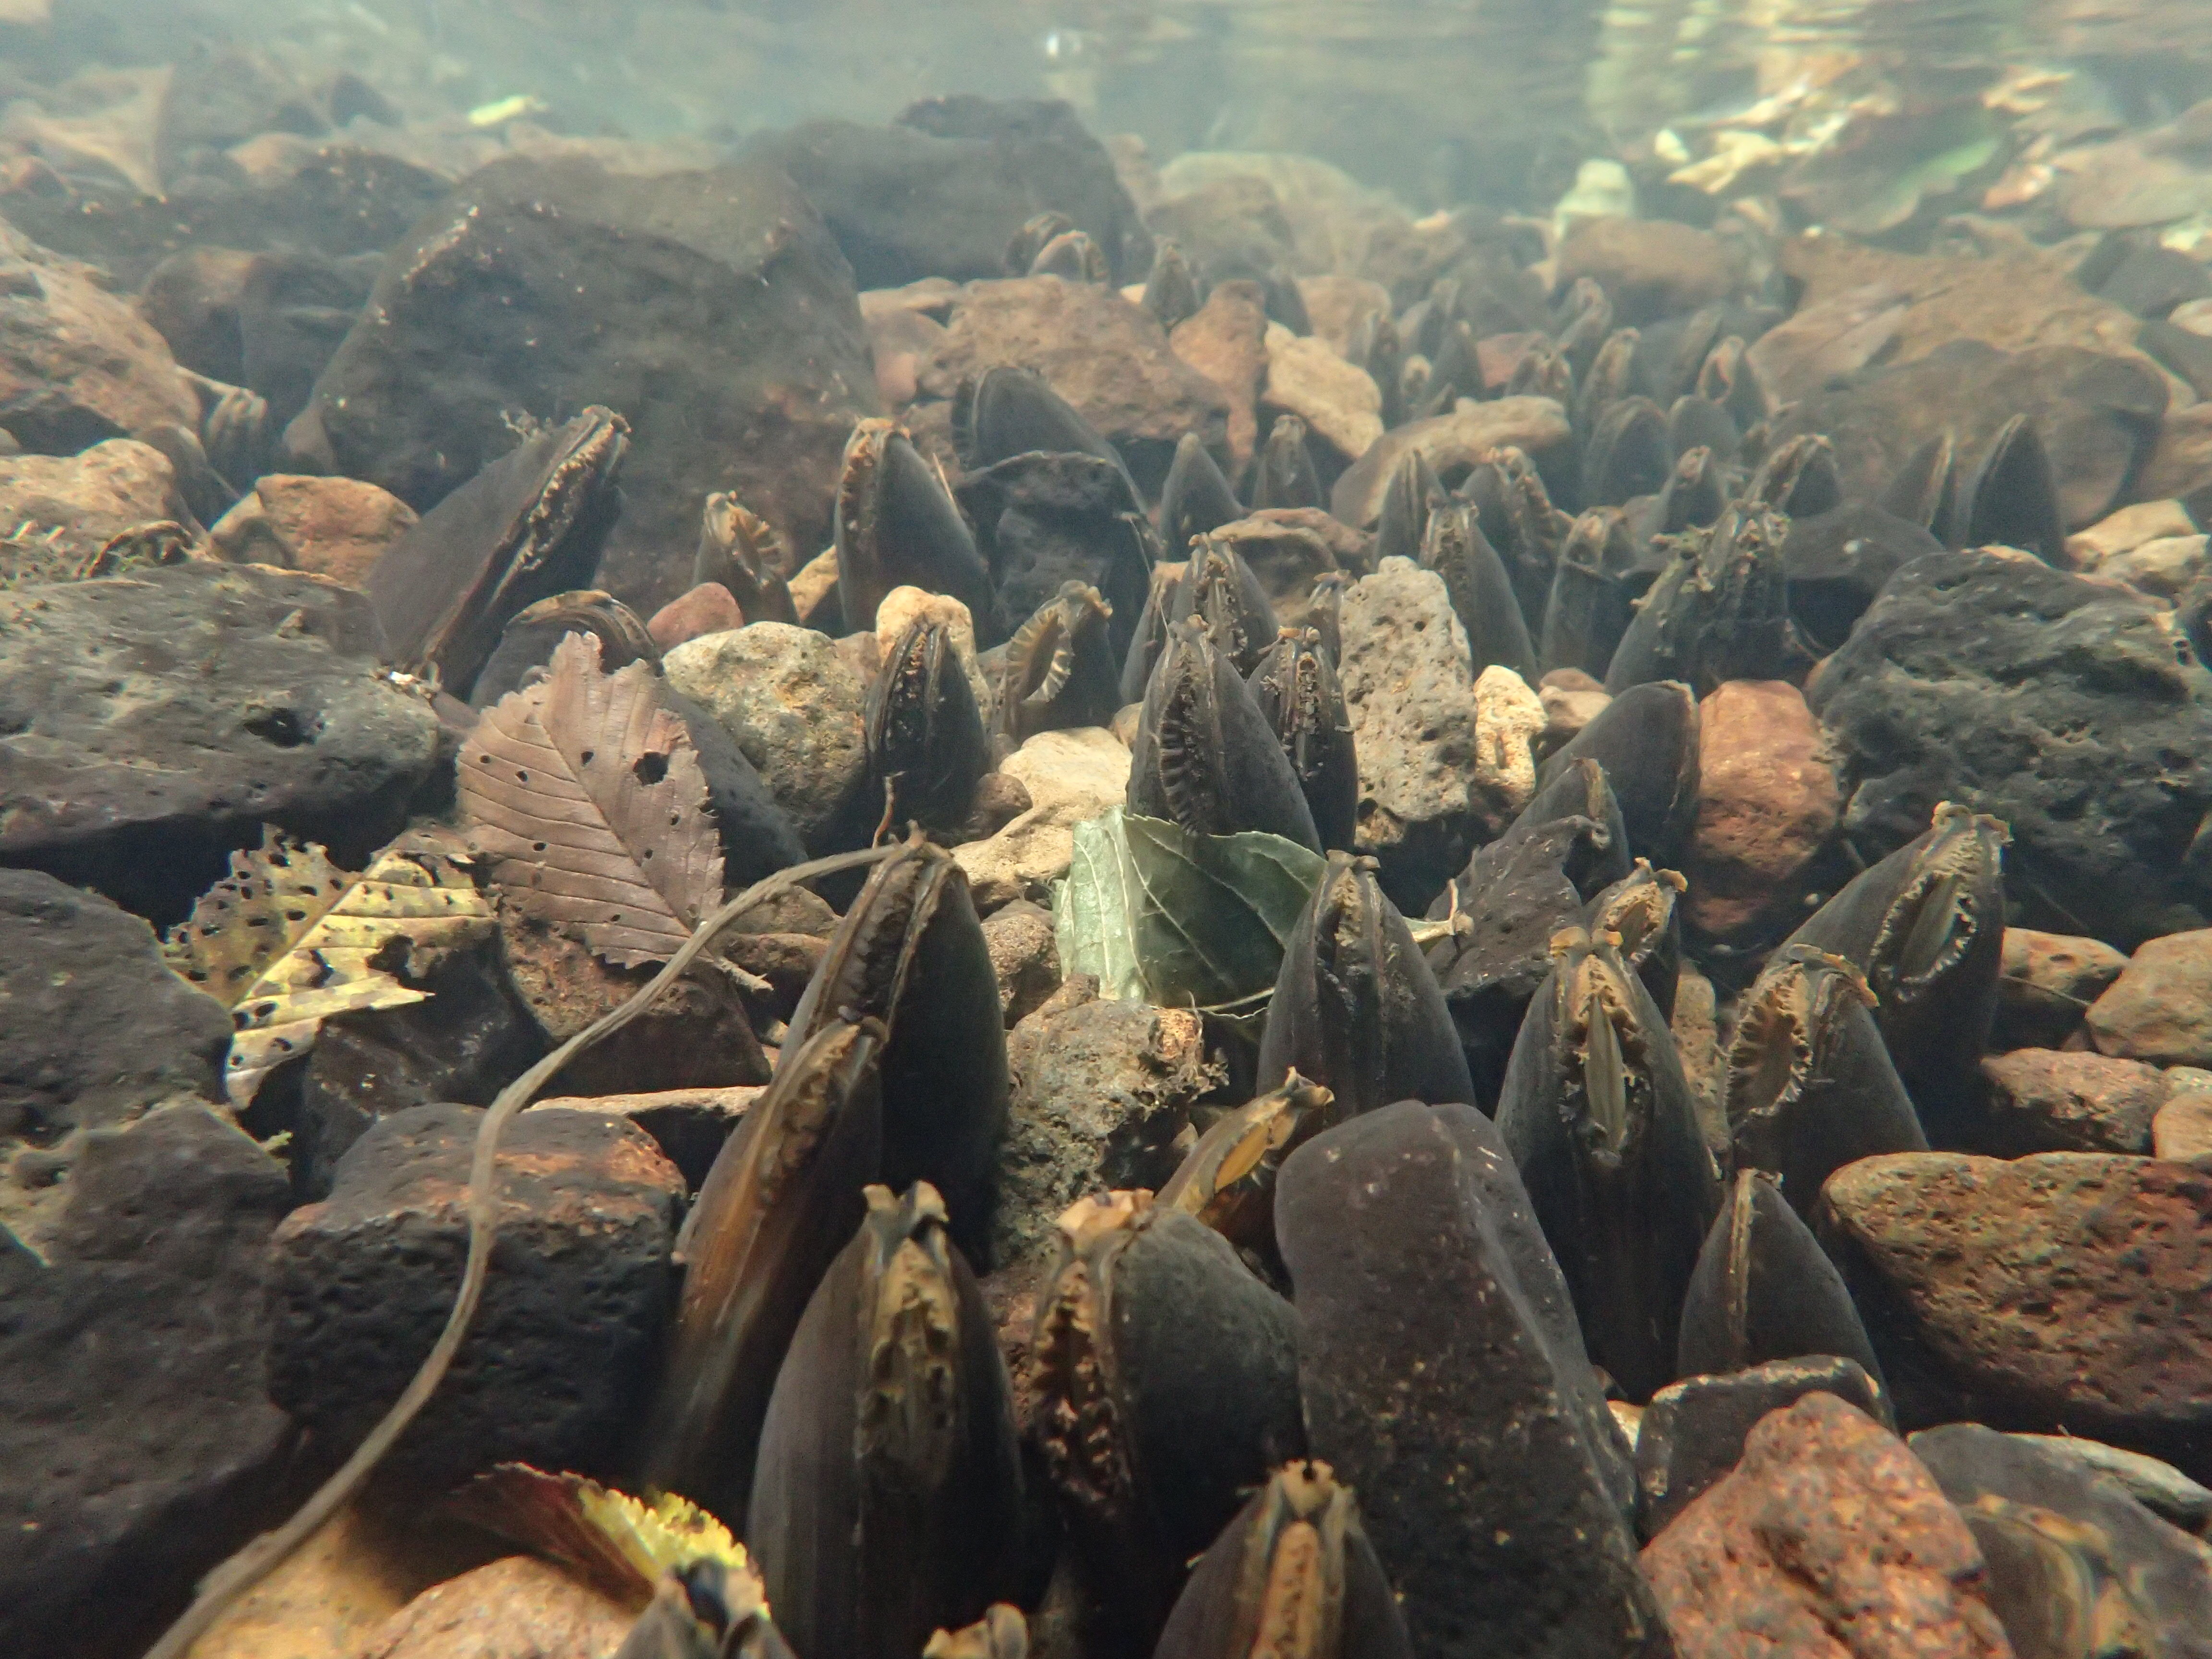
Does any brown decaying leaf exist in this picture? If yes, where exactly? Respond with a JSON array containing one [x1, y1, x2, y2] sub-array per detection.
[[460, 632, 725, 966]]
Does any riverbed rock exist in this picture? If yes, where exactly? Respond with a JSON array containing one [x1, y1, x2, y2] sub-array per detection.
[[0, 437, 188, 586], [1337, 556, 1486, 911], [2006, 1433, 2212, 1535], [1261, 319, 1382, 464], [2155, 1088, 2212, 1162], [2087, 929, 2212, 1066], [206, 473, 417, 588], [266, 1102, 685, 1491], [645, 582, 744, 649], [1681, 680, 1839, 944], [1329, 397, 1574, 528], [1807, 548, 2212, 949], [1975, 1049, 2167, 1155], [1206, 508, 1369, 615], [661, 623, 871, 852], [346, 1554, 634, 1659], [1818, 1151, 2212, 1479], [1170, 278, 1269, 472], [1556, 218, 1744, 327], [0, 1102, 297, 1659], [1994, 927, 2130, 1048], [744, 96, 1151, 289], [952, 725, 1131, 912], [0, 220, 197, 454], [981, 898, 1060, 1027], [533, 1084, 760, 1192], [2066, 498, 2198, 563], [916, 275, 1228, 492], [992, 979, 1222, 1269], [305, 154, 880, 617], [0, 562, 443, 921], [1640, 1392, 2013, 1659]]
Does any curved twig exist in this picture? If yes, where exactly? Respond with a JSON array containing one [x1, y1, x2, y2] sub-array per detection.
[[146, 844, 901, 1659]]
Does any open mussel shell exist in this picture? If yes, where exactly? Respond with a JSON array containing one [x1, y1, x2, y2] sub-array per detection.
[[1784, 802, 2008, 1144], [1676, 1169, 1886, 1387], [469, 589, 659, 709], [1581, 397, 1673, 509], [1246, 627, 1358, 851], [1881, 432, 1959, 540], [953, 366, 1129, 479], [750, 1183, 1023, 1659], [1142, 239, 1204, 331], [1464, 445, 1569, 636], [1534, 679, 1700, 868], [1745, 432, 1844, 520], [695, 492, 797, 626], [367, 405, 628, 698], [1160, 432, 1244, 553], [1029, 1193, 1306, 1654], [1119, 560, 1187, 707], [1604, 501, 1795, 697], [998, 581, 1121, 745], [1173, 535, 1280, 676], [1153, 1461, 1413, 1659], [1031, 228, 1110, 283], [641, 1017, 886, 1529], [1583, 860, 1685, 1021], [1724, 944, 1927, 1217], [1420, 501, 1537, 682], [1573, 326, 1642, 436], [1156, 1071, 1332, 1279], [784, 839, 1008, 1263], [1257, 854, 1474, 1122], [925, 1605, 1029, 1659], [1497, 926, 1720, 1402], [834, 421, 997, 639], [866, 619, 992, 833], [1539, 507, 1637, 680], [1370, 450, 1441, 568], [1128, 620, 1323, 851], [1005, 212, 1076, 276], [1252, 416, 1323, 512], [1505, 335, 1574, 407], [614, 1561, 796, 1659], [1963, 415, 2068, 566]]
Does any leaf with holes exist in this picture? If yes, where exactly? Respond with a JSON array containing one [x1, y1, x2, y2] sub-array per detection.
[[459, 630, 725, 966], [166, 831, 497, 1108]]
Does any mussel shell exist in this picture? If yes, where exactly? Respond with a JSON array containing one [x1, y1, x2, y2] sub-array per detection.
[[1257, 854, 1474, 1121], [1675, 1169, 1886, 1385], [750, 1183, 1023, 1659], [1152, 1461, 1413, 1659], [953, 366, 1128, 478], [1655, 445, 1727, 535], [1533, 680, 1700, 868], [1160, 432, 1244, 554], [1252, 416, 1323, 512], [1555, 278, 1616, 380], [1143, 240, 1205, 332], [1420, 502, 1537, 682], [1665, 395, 1741, 466], [953, 450, 1149, 656], [1155, 1072, 1332, 1274], [1370, 450, 1441, 569], [866, 620, 992, 832], [1581, 397, 1672, 510], [1962, 414, 2068, 565], [1004, 212, 1076, 276], [367, 406, 627, 698], [614, 1563, 798, 1659], [835, 421, 997, 637], [1604, 502, 1794, 696], [1583, 860, 1684, 1021], [1496, 928, 1720, 1401], [785, 840, 1009, 1262], [1783, 802, 2008, 1143], [1031, 228, 1110, 283], [1506, 336, 1574, 407], [1723, 944, 1927, 1217], [1119, 560, 1186, 708], [1171, 537, 1279, 676], [642, 1017, 886, 1528], [1464, 446, 1568, 635], [1880, 432, 1959, 540], [662, 679, 810, 888], [1128, 621, 1323, 851], [694, 492, 798, 626], [1574, 326, 1642, 436], [1780, 502, 1941, 654], [1245, 628, 1358, 852], [1539, 508, 1637, 680], [1745, 432, 1844, 519], [469, 589, 659, 709], [1303, 571, 1348, 665], [998, 581, 1121, 744]]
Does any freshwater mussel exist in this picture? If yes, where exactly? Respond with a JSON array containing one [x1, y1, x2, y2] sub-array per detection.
[[695, 492, 798, 626], [835, 419, 997, 637], [998, 581, 1121, 744], [1245, 626, 1357, 851], [865, 618, 992, 834]]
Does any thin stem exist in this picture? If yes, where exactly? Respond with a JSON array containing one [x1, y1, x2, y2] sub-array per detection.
[[145, 843, 899, 1659]]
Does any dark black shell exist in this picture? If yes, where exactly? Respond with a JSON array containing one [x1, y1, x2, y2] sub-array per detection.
[[998, 581, 1121, 744], [1420, 502, 1537, 682], [1780, 502, 1941, 654], [834, 420, 997, 638], [1118, 559, 1187, 708], [1246, 627, 1358, 852], [1128, 621, 1323, 851], [865, 620, 992, 833], [1534, 679, 1701, 868], [1580, 397, 1672, 509], [954, 450, 1150, 657], [1604, 502, 1796, 696], [1170, 536, 1282, 678], [1962, 414, 2067, 565], [952, 366, 1128, 479], [1539, 508, 1637, 681], [1463, 445, 1568, 636], [469, 589, 658, 709], [1371, 448, 1442, 568], [1881, 432, 1959, 539], [1745, 432, 1843, 519], [1252, 416, 1323, 511], [1159, 432, 1243, 555], [1142, 239, 1204, 332]]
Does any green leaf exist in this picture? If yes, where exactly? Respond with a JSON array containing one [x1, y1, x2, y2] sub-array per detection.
[[1054, 807, 1327, 1013]]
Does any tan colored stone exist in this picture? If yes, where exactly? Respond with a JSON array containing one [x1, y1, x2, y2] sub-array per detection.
[[2152, 1090, 2212, 1162], [1642, 1393, 2012, 1659], [2100, 534, 2211, 600], [1538, 668, 1610, 754], [2135, 404, 2212, 507], [2067, 499, 2198, 564], [1682, 681, 1839, 938], [0, 437, 184, 585], [1262, 320, 1382, 464], [1297, 274, 1391, 361], [1170, 278, 1268, 473], [953, 726, 1130, 911], [344, 1555, 633, 1659], [1996, 927, 2131, 1046], [787, 544, 841, 627], [1329, 397, 1573, 528], [1557, 217, 1745, 326], [1472, 664, 1546, 827], [2088, 929, 2212, 1066], [1977, 1048, 2167, 1154], [207, 474, 419, 588], [533, 1084, 760, 1189]]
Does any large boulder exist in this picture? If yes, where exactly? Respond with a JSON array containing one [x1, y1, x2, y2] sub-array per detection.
[[0, 564, 443, 921], [1807, 548, 2212, 948], [304, 155, 881, 616], [744, 96, 1151, 289], [0, 1103, 297, 1659]]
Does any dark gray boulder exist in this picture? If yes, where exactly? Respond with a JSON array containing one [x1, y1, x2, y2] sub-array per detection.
[[744, 96, 1151, 289], [0, 1103, 297, 1659], [304, 155, 881, 616], [1809, 548, 2212, 948], [0, 564, 442, 923], [265, 1102, 685, 1490]]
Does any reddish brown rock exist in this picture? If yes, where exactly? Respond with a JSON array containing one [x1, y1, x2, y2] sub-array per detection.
[[206, 473, 419, 588], [1818, 1152, 2212, 1479], [1641, 1392, 2013, 1659], [1994, 927, 2129, 1047], [347, 1555, 633, 1659], [1329, 397, 1573, 528], [1556, 218, 1745, 327], [645, 581, 744, 649], [1296, 273, 1390, 361], [1169, 277, 1268, 474], [2088, 930, 2212, 1067], [2153, 1088, 2212, 1162], [916, 275, 1230, 490], [1976, 1049, 2167, 1154], [1681, 680, 1839, 940]]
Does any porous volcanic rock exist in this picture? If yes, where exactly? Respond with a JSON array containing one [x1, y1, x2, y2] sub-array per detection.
[[2087, 929, 2212, 1066]]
